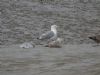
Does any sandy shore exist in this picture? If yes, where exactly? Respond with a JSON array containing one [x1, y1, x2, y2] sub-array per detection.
[[0, 44, 100, 75]]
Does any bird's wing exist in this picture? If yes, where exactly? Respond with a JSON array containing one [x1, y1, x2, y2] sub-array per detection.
[[39, 31, 55, 40], [49, 35, 57, 42]]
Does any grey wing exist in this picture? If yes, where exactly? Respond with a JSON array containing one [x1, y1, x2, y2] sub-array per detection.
[[39, 31, 54, 40], [48, 35, 57, 42]]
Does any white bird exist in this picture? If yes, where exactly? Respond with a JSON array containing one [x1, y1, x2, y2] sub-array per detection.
[[38, 25, 58, 42]]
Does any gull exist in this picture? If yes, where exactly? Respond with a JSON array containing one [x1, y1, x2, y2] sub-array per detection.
[[38, 25, 58, 42]]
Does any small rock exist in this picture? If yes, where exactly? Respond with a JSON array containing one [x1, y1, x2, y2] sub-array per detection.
[[44, 38, 63, 48], [88, 35, 100, 44], [20, 42, 35, 48]]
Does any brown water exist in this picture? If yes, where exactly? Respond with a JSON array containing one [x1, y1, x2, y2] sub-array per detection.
[[0, 44, 100, 75]]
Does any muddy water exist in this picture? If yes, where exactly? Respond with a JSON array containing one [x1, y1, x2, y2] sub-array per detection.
[[0, 44, 100, 75]]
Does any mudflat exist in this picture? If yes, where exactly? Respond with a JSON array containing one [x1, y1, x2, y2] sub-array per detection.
[[0, 0, 100, 45]]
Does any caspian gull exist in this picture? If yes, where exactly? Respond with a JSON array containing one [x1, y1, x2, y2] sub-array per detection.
[[38, 25, 58, 42]]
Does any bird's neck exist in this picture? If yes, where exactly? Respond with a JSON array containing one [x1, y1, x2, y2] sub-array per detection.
[[51, 28, 57, 35]]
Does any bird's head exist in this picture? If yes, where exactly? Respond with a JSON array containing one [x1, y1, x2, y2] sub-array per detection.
[[51, 25, 57, 30]]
